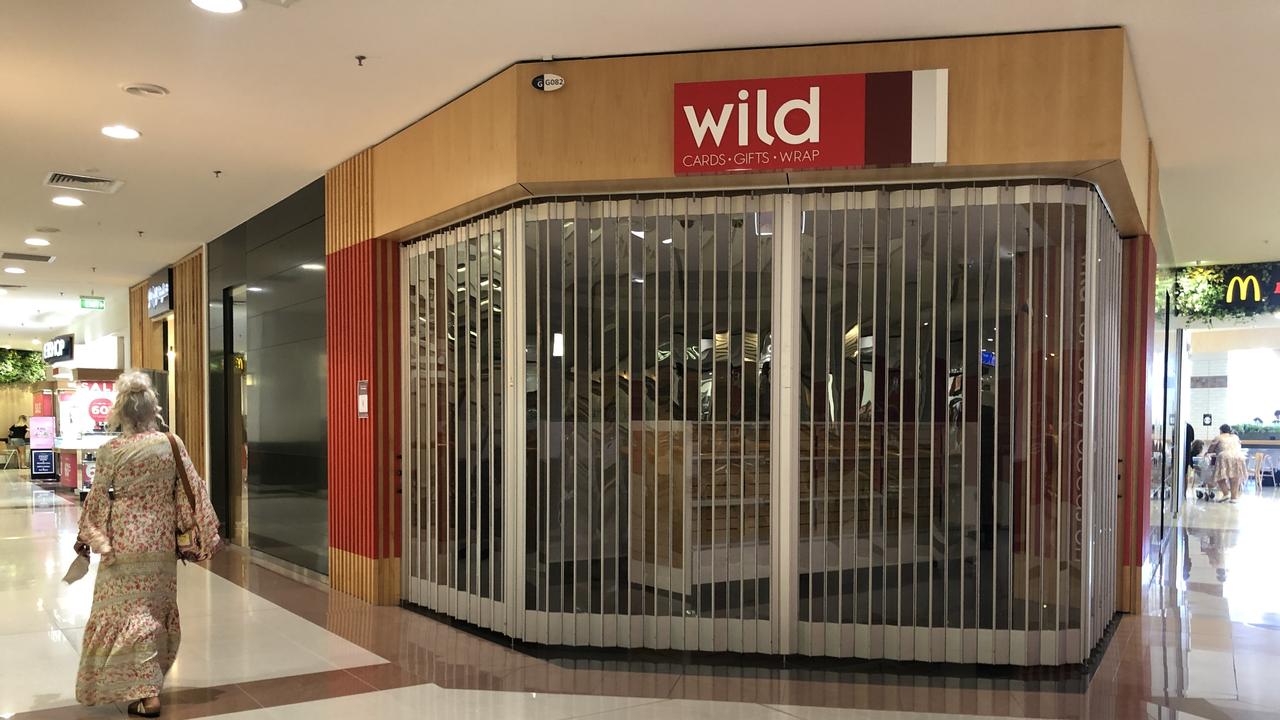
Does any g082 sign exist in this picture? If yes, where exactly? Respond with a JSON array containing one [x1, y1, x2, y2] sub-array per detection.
[[674, 69, 947, 176]]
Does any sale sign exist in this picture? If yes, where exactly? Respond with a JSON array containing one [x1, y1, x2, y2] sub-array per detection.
[[674, 69, 947, 176], [88, 398, 113, 423]]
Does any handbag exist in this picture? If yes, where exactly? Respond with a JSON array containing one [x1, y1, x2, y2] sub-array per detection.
[[166, 433, 220, 563]]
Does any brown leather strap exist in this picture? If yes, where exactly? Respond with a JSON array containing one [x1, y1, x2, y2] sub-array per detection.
[[166, 433, 197, 528]]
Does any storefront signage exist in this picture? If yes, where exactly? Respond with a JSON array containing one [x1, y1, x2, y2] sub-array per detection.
[[147, 267, 173, 318], [673, 68, 948, 175], [42, 334, 74, 364], [1173, 260, 1280, 322], [1224, 273, 1279, 304], [80, 295, 106, 310], [531, 73, 565, 92]]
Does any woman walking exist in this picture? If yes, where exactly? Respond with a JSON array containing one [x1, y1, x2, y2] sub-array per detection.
[[73, 372, 220, 717], [1208, 424, 1249, 503]]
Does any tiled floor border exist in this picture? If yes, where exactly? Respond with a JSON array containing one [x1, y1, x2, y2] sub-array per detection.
[[11, 475, 1203, 720]]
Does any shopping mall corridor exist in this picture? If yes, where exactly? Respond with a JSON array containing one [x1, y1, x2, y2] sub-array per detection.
[[2, 469, 1279, 720]]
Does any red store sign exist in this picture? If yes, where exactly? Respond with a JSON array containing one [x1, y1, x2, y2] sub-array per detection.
[[673, 69, 948, 176]]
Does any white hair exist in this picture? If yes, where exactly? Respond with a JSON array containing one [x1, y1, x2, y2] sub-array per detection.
[[109, 370, 160, 434]]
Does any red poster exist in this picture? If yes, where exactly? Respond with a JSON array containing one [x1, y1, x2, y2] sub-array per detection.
[[60, 452, 78, 489], [675, 73, 864, 175], [32, 393, 53, 417]]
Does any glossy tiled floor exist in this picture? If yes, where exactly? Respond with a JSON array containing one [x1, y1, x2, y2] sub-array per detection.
[[3, 469, 1280, 720]]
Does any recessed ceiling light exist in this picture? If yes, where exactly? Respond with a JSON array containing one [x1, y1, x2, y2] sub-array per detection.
[[247, 286, 264, 293], [31, 339, 41, 345], [101, 124, 141, 140], [24, 238, 50, 247], [300, 263, 325, 271], [4, 267, 26, 275], [52, 196, 83, 207], [661, 238, 673, 245], [192, 0, 245, 13]]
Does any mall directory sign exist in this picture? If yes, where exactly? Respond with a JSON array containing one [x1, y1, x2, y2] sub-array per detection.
[[31, 450, 56, 480], [674, 68, 948, 175]]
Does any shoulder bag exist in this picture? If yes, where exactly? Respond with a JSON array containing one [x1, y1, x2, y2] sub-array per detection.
[[167, 433, 219, 563]]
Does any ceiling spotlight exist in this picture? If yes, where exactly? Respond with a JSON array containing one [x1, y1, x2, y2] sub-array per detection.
[[192, 0, 245, 13], [4, 267, 26, 275], [31, 339, 41, 345], [247, 286, 264, 293], [24, 238, 50, 247], [300, 263, 325, 271], [102, 124, 141, 140], [52, 196, 83, 207]]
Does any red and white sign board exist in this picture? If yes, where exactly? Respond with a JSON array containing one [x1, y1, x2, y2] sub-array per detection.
[[674, 69, 948, 175], [58, 381, 117, 436]]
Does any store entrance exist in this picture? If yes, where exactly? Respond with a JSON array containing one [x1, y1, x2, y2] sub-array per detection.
[[226, 286, 250, 546], [1184, 326, 1280, 502], [402, 182, 1125, 664]]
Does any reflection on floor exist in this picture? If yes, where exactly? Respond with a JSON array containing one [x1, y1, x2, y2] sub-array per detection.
[[4, 471, 1280, 719]]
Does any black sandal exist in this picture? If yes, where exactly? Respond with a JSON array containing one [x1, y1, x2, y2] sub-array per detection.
[[128, 699, 161, 718]]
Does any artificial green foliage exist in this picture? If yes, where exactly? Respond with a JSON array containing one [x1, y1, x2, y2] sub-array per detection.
[[1154, 268, 1175, 316], [1233, 423, 1280, 438], [0, 349, 46, 384], [1173, 262, 1280, 323]]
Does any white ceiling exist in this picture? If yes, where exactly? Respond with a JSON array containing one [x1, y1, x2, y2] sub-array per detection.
[[1, 0, 1277, 343]]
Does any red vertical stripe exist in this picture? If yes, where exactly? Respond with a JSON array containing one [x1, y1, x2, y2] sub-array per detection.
[[327, 237, 402, 562], [1119, 236, 1156, 572], [864, 71, 913, 166]]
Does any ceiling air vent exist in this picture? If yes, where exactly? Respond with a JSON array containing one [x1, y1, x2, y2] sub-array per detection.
[[122, 83, 170, 98], [0, 284, 25, 289], [44, 171, 123, 194], [1, 252, 56, 263]]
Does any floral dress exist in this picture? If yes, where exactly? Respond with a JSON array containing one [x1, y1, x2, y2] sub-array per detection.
[[75, 431, 218, 706]]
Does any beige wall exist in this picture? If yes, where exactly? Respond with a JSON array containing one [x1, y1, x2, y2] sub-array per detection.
[[367, 28, 1155, 241], [1191, 327, 1280, 353], [0, 384, 33, 434]]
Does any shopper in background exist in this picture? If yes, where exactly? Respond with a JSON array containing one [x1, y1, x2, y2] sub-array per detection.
[[7, 414, 29, 469], [73, 372, 221, 717], [1207, 424, 1248, 503]]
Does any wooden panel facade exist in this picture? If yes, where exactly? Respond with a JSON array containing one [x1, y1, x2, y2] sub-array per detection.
[[128, 282, 163, 371], [372, 70, 520, 240], [369, 28, 1155, 239], [127, 249, 207, 476], [172, 248, 206, 477], [325, 150, 374, 254]]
